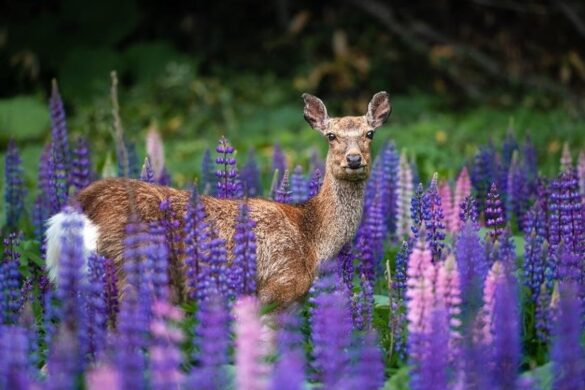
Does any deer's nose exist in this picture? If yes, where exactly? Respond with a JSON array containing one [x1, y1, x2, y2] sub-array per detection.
[[346, 154, 362, 169]]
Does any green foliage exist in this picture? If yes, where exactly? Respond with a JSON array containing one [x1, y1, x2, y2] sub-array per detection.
[[0, 96, 49, 142]]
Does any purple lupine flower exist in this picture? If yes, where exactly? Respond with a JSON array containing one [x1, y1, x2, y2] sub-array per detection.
[[50, 144, 69, 213], [549, 171, 585, 256], [393, 240, 411, 300], [491, 273, 520, 389], [422, 173, 446, 262], [190, 292, 230, 389], [290, 165, 308, 203], [183, 187, 212, 300], [215, 136, 240, 199], [1, 233, 22, 325], [241, 148, 263, 197], [354, 223, 377, 285], [336, 243, 354, 295], [397, 151, 414, 238], [471, 145, 498, 212], [551, 282, 585, 389], [380, 142, 400, 234], [234, 296, 267, 390], [416, 305, 449, 390], [272, 143, 287, 188], [459, 194, 479, 225], [410, 183, 424, 237], [85, 253, 107, 358], [357, 188, 386, 277], [353, 275, 374, 330], [146, 126, 166, 182], [522, 136, 538, 184], [535, 282, 552, 343], [269, 309, 305, 390], [197, 231, 231, 301], [455, 220, 487, 309], [346, 330, 385, 390], [452, 167, 472, 233], [406, 238, 435, 373], [4, 140, 26, 229], [310, 148, 325, 175], [485, 183, 506, 242], [71, 136, 93, 193], [308, 168, 322, 199], [310, 263, 352, 389], [577, 150, 585, 197], [201, 148, 216, 195], [523, 203, 547, 302], [49, 80, 71, 183], [148, 222, 171, 302], [47, 326, 79, 390], [103, 256, 119, 328], [140, 156, 156, 183], [150, 300, 185, 390], [231, 203, 258, 296], [507, 152, 530, 230], [0, 325, 33, 389], [274, 169, 292, 203]]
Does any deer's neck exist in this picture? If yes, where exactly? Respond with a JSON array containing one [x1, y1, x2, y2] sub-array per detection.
[[303, 172, 365, 264]]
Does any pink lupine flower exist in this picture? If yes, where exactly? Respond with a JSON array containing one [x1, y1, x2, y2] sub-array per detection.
[[397, 151, 414, 238], [560, 142, 572, 173], [234, 296, 268, 390], [146, 125, 165, 180], [439, 181, 454, 233], [435, 255, 463, 361], [86, 364, 122, 390], [453, 167, 472, 232], [479, 261, 504, 345]]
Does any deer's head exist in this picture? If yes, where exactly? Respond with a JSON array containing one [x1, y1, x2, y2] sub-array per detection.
[[302, 91, 392, 182]]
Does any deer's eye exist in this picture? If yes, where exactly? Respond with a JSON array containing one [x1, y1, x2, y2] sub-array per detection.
[[366, 131, 375, 140], [326, 133, 336, 141]]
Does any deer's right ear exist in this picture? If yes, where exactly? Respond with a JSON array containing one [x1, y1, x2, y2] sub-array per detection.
[[302, 93, 329, 132]]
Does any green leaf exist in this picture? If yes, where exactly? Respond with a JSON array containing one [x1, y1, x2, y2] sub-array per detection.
[[375, 294, 390, 307], [0, 96, 49, 142], [384, 366, 411, 390]]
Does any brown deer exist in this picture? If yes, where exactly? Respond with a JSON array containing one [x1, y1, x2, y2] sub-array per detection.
[[45, 92, 392, 307]]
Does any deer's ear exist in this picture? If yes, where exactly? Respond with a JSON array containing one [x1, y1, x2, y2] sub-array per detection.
[[302, 93, 329, 132], [366, 91, 392, 128]]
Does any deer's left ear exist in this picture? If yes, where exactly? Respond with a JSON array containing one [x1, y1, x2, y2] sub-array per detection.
[[366, 91, 392, 128]]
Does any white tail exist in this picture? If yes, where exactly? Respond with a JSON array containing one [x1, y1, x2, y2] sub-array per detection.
[[45, 209, 100, 283]]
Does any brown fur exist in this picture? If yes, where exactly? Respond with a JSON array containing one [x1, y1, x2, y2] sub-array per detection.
[[76, 92, 391, 307]]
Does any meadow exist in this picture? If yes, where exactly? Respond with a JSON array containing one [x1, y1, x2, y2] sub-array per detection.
[[1, 75, 585, 389]]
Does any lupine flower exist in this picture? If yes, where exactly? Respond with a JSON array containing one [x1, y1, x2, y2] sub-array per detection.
[[410, 183, 424, 237], [548, 171, 584, 256], [522, 137, 538, 188], [485, 183, 506, 242], [85, 253, 107, 358], [452, 167, 472, 233], [190, 292, 230, 389], [1, 233, 22, 325], [406, 238, 435, 363], [183, 187, 212, 300], [393, 240, 411, 299], [346, 331, 385, 390], [459, 194, 479, 225], [435, 255, 462, 362], [397, 151, 414, 238], [535, 282, 552, 342], [416, 305, 449, 390], [47, 326, 79, 390], [197, 232, 231, 301], [241, 148, 263, 197], [479, 261, 504, 345], [150, 300, 185, 390], [577, 150, 585, 197], [455, 220, 487, 309], [71, 136, 93, 194], [308, 168, 322, 199], [502, 130, 518, 169], [216, 136, 241, 199], [49, 80, 71, 183], [274, 169, 292, 203], [358, 185, 386, 273], [551, 282, 585, 389], [560, 142, 572, 172], [146, 126, 166, 181], [310, 263, 352, 389], [234, 296, 267, 390], [4, 140, 26, 229], [352, 275, 374, 330], [148, 223, 171, 302], [471, 145, 498, 212], [310, 148, 325, 175], [140, 156, 155, 183], [290, 165, 308, 203], [439, 181, 453, 233], [270, 309, 305, 390], [86, 364, 122, 390], [507, 152, 530, 229], [201, 148, 216, 195], [380, 142, 400, 234], [422, 173, 446, 262], [231, 203, 258, 296], [0, 325, 32, 389], [103, 256, 119, 328], [523, 203, 547, 302], [272, 143, 287, 188]]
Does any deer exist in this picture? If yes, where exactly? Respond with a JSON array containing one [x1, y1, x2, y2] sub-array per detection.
[[45, 91, 392, 308]]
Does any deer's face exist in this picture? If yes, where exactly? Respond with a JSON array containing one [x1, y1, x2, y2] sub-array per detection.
[[302, 92, 392, 182]]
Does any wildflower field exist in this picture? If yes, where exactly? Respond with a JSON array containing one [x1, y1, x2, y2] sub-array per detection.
[[1, 78, 585, 390]]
